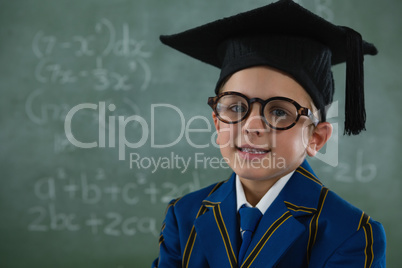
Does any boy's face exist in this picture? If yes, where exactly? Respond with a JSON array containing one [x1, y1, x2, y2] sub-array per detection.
[[213, 66, 316, 184]]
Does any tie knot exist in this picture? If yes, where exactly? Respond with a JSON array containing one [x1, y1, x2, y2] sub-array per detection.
[[239, 206, 262, 233]]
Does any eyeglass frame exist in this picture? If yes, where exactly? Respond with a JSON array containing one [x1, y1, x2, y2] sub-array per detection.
[[207, 91, 320, 130]]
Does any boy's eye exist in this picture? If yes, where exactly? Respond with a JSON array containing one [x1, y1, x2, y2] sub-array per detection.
[[229, 103, 247, 113], [271, 108, 288, 117]]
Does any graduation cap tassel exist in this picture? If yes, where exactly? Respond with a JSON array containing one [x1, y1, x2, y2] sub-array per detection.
[[343, 27, 366, 135]]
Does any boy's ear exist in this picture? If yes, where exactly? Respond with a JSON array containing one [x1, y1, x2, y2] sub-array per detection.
[[306, 122, 333, 157], [212, 111, 220, 132], [212, 112, 221, 145]]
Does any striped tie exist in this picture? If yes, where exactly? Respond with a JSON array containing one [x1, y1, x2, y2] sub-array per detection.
[[238, 206, 262, 265]]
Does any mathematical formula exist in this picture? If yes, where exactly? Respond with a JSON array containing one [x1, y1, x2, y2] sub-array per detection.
[[27, 168, 201, 237], [25, 89, 140, 126], [31, 18, 152, 91], [312, 149, 377, 183], [28, 205, 159, 237], [32, 169, 200, 205]]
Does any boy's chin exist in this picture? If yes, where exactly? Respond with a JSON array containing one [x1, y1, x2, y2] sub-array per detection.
[[234, 167, 285, 182]]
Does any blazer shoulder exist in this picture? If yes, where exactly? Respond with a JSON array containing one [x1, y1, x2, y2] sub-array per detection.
[[312, 188, 386, 264], [320, 189, 378, 233], [169, 178, 227, 215], [312, 189, 386, 266]]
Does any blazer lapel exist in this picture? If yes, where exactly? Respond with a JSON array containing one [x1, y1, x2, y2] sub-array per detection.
[[194, 173, 241, 268]]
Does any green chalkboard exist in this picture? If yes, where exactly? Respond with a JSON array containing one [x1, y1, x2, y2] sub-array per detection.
[[1, 0, 401, 267]]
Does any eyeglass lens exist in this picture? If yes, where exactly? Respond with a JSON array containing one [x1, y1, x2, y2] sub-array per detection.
[[215, 94, 299, 129]]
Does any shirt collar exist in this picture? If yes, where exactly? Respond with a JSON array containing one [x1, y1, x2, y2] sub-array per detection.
[[236, 171, 294, 214]]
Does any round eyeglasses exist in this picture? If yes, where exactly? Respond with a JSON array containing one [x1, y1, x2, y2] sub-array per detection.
[[208, 91, 319, 130]]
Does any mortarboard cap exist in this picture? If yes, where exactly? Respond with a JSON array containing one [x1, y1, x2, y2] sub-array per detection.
[[160, 0, 378, 135]]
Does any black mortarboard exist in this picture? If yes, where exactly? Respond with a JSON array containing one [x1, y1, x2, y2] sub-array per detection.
[[160, 0, 378, 135]]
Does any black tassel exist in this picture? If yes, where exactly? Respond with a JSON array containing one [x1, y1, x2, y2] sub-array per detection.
[[343, 26, 366, 135]]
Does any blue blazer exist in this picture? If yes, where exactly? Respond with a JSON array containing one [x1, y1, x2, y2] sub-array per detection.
[[152, 160, 386, 267]]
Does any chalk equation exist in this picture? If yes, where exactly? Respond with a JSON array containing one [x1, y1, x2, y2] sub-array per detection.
[[32, 168, 200, 205], [25, 89, 140, 126], [31, 18, 152, 91], [28, 205, 159, 237], [27, 168, 202, 236], [312, 149, 378, 183]]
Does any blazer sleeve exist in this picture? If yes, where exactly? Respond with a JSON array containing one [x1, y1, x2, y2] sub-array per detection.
[[152, 199, 182, 268], [323, 219, 386, 268]]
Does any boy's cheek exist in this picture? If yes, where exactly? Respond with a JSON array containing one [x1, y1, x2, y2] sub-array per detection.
[[216, 131, 235, 148], [273, 132, 307, 157], [216, 124, 237, 144]]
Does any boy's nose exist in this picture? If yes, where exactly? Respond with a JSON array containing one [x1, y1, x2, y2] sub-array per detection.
[[243, 104, 266, 136]]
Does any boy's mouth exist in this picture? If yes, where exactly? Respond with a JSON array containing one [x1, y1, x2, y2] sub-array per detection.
[[236, 145, 271, 155]]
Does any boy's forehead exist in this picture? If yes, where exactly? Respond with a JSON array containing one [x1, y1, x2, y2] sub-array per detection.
[[221, 66, 316, 109]]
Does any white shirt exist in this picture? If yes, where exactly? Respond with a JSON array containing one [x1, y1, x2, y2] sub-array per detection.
[[236, 171, 294, 214]]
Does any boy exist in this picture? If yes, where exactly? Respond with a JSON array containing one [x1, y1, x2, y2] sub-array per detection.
[[153, 0, 386, 267]]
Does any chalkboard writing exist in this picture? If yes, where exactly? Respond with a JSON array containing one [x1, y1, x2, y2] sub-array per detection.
[[31, 19, 151, 91], [27, 168, 202, 236]]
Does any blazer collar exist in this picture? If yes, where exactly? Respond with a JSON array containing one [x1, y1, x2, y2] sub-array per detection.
[[280, 159, 323, 217], [194, 174, 240, 267], [194, 159, 323, 268]]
